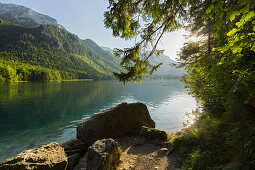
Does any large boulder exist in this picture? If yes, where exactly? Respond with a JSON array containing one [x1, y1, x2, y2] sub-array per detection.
[[86, 138, 121, 170], [77, 102, 155, 145], [0, 142, 68, 170]]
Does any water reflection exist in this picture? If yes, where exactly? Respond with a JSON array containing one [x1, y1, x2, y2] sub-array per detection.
[[0, 80, 197, 161]]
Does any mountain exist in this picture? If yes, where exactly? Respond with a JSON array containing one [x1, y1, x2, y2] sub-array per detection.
[[101, 46, 114, 55], [98, 46, 184, 78], [149, 55, 184, 77], [83, 39, 121, 69], [0, 3, 64, 29], [0, 18, 122, 82], [0, 3, 182, 82]]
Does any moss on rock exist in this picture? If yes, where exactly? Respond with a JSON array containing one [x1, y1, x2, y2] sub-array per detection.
[[140, 126, 170, 141]]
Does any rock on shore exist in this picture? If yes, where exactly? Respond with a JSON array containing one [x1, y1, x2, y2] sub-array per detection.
[[0, 102, 159, 170], [77, 102, 155, 146], [0, 142, 67, 170], [86, 138, 121, 170]]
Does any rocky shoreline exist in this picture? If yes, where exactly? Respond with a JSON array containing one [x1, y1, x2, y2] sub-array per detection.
[[0, 102, 173, 170]]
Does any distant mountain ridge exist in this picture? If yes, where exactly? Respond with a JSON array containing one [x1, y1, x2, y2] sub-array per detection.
[[98, 46, 185, 78], [149, 55, 184, 77], [0, 3, 64, 29]]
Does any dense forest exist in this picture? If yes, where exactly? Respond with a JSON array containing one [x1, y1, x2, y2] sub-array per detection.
[[0, 19, 122, 82], [105, 0, 255, 169]]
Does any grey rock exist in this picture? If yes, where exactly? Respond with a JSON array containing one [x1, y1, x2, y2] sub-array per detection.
[[67, 153, 80, 170], [73, 154, 87, 170], [86, 138, 121, 170], [62, 139, 88, 156], [77, 102, 155, 146], [0, 142, 67, 170]]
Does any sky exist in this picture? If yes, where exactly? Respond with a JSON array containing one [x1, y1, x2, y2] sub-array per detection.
[[0, 0, 191, 60]]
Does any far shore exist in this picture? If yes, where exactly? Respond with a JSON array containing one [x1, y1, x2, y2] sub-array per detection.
[[11, 79, 94, 83], [62, 79, 93, 82]]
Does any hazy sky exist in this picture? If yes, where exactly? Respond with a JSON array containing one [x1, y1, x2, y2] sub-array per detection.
[[0, 0, 190, 60]]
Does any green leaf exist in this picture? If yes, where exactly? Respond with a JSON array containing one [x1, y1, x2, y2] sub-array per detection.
[[232, 54, 242, 63], [217, 45, 230, 53], [217, 61, 223, 65], [217, 13, 223, 20], [227, 28, 238, 36], [206, 4, 214, 14], [243, 11, 255, 22], [236, 19, 244, 28], [231, 46, 242, 53], [240, 7, 249, 14], [215, 1, 223, 11], [229, 11, 241, 22], [251, 45, 255, 52]]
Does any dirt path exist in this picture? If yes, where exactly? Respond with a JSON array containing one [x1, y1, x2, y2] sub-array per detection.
[[115, 136, 178, 170]]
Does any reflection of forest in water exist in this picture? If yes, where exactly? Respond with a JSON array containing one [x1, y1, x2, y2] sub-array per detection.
[[0, 80, 196, 161], [0, 81, 123, 131], [0, 80, 185, 131]]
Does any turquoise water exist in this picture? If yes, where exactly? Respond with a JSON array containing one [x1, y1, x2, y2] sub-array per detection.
[[0, 80, 197, 161]]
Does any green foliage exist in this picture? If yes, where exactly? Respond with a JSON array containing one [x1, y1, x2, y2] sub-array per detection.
[[0, 60, 64, 82], [83, 39, 122, 72], [105, 0, 183, 82], [0, 63, 19, 82], [105, 1, 255, 168], [170, 110, 255, 169], [170, 114, 222, 169]]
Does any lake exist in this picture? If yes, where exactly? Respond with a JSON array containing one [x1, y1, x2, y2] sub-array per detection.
[[0, 79, 197, 161]]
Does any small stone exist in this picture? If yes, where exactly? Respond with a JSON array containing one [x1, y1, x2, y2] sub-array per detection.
[[129, 164, 135, 169], [155, 166, 159, 170], [157, 148, 169, 156]]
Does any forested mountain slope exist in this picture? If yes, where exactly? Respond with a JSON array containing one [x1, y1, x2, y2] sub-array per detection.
[[0, 19, 121, 82], [83, 39, 122, 71]]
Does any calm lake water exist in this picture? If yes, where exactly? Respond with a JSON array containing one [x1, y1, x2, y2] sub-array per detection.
[[0, 79, 197, 161]]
